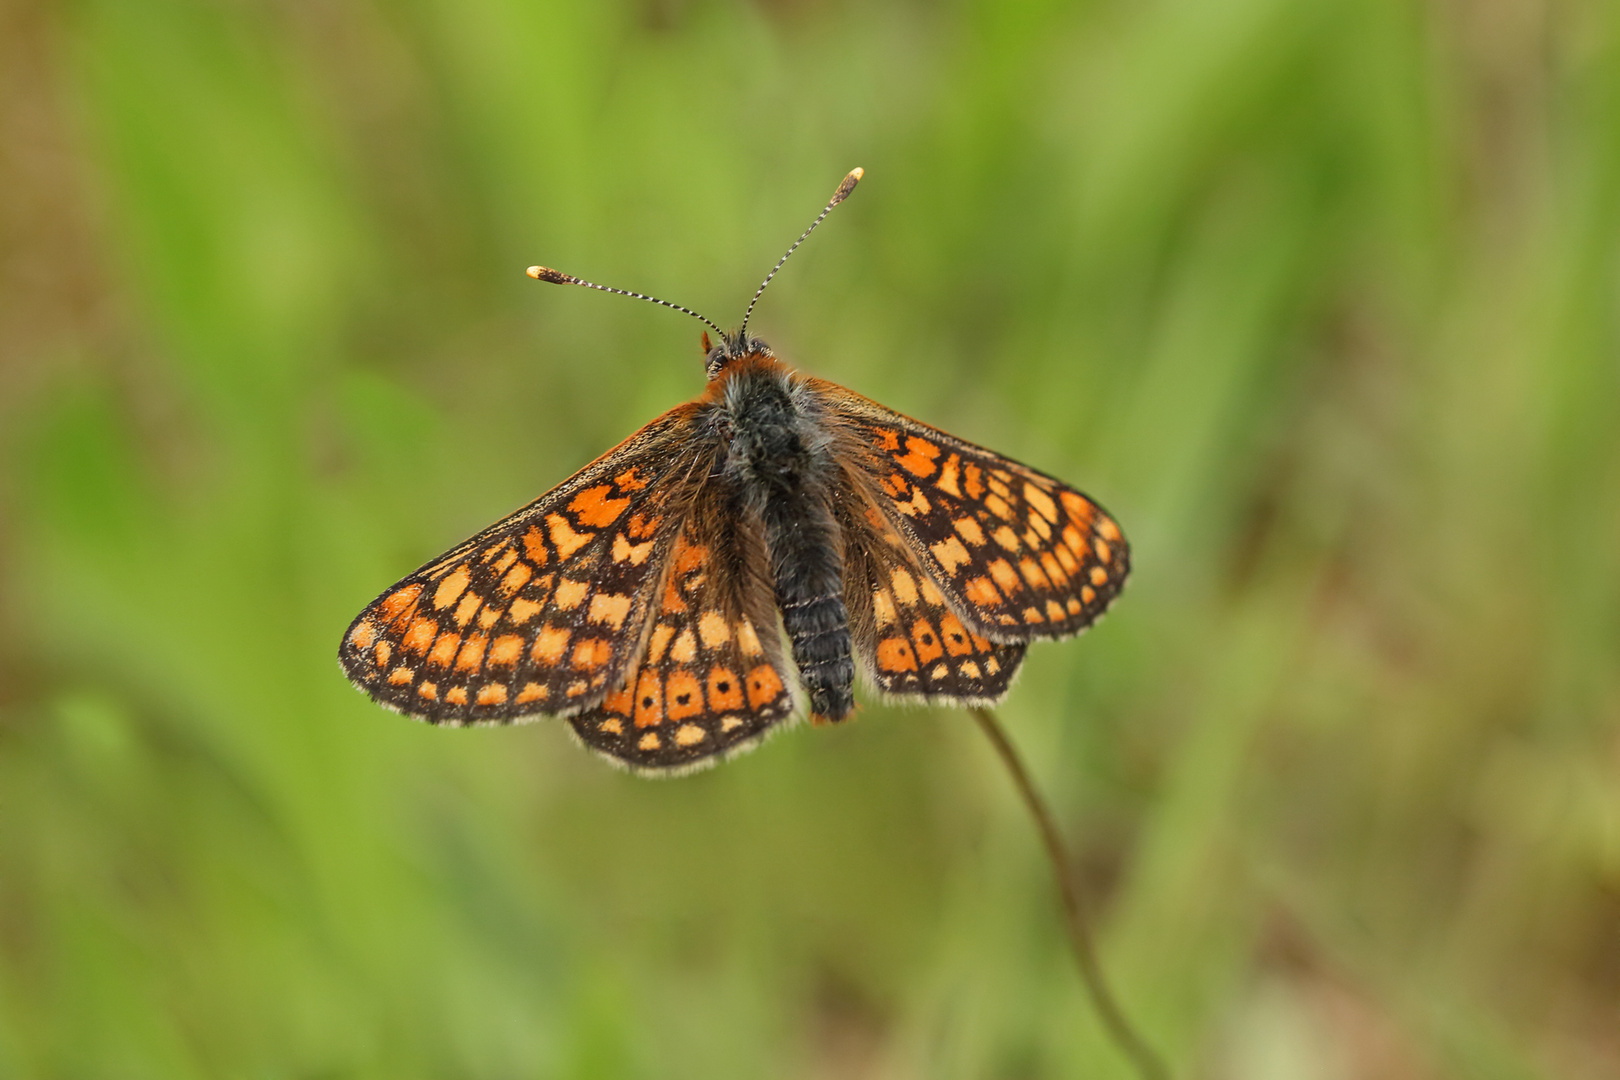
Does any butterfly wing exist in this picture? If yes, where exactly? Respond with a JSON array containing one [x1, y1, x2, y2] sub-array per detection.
[[837, 488, 1028, 704], [568, 485, 796, 773], [339, 404, 717, 724], [814, 380, 1130, 643]]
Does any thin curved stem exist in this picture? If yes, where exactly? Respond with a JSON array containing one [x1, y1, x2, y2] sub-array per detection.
[[970, 706, 1168, 1080]]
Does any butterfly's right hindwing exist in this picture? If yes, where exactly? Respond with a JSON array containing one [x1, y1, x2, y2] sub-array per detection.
[[338, 404, 715, 725]]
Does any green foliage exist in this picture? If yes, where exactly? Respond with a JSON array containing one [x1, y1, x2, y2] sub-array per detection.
[[3, 0, 1618, 1076]]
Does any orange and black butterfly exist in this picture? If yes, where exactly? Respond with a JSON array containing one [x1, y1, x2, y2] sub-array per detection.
[[339, 169, 1128, 774]]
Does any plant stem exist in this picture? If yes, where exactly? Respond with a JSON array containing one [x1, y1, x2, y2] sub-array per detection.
[[970, 706, 1168, 1080]]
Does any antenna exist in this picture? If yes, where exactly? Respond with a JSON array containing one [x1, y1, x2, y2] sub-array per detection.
[[526, 265, 726, 339], [739, 166, 863, 339]]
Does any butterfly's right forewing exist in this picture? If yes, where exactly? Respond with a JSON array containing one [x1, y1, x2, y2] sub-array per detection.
[[339, 404, 716, 725]]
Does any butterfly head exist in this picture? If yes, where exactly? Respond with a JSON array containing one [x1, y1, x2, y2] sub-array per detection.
[[702, 330, 774, 381]]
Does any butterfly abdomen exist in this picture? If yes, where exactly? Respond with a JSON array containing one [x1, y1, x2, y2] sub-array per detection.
[[721, 358, 855, 722]]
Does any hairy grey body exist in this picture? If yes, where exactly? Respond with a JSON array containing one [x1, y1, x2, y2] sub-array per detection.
[[718, 360, 856, 721]]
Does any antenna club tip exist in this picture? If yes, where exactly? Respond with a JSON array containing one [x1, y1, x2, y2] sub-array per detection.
[[832, 167, 864, 205], [526, 265, 571, 284]]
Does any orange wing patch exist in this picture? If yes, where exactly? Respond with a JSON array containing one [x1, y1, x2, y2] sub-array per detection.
[[338, 405, 709, 725], [568, 519, 793, 772]]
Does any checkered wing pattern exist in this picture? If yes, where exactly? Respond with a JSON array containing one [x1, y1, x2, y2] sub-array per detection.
[[817, 382, 1130, 642], [840, 494, 1027, 704], [569, 500, 795, 773], [338, 405, 713, 724]]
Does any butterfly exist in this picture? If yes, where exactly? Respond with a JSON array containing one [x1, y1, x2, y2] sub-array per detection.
[[339, 168, 1129, 774]]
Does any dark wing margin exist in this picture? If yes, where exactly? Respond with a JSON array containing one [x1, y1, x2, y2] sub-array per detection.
[[811, 379, 1130, 643], [568, 482, 796, 774], [338, 404, 716, 725]]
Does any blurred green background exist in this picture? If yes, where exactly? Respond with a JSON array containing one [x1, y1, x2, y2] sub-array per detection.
[[2, 0, 1618, 1076]]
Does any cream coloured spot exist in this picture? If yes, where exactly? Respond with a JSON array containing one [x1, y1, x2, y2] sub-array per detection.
[[872, 589, 897, 627], [497, 562, 532, 598], [531, 626, 570, 665], [553, 579, 589, 609], [588, 592, 632, 629], [1055, 544, 1080, 574], [1019, 558, 1051, 589], [890, 568, 919, 605], [489, 635, 524, 668], [1024, 483, 1058, 523], [919, 577, 945, 605], [930, 663, 949, 680], [720, 716, 744, 733], [1098, 517, 1121, 542], [453, 591, 483, 627], [984, 657, 1000, 675], [1093, 538, 1112, 562], [955, 517, 986, 546], [600, 717, 623, 735], [992, 525, 1021, 551], [434, 565, 471, 609], [546, 514, 594, 560], [638, 732, 661, 751], [675, 724, 706, 747], [349, 620, 377, 649], [612, 533, 656, 565], [897, 486, 931, 517], [959, 660, 981, 679], [670, 628, 697, 664], [988, 559, 1023, 593], [647, 624, 675, 662], [737, 621, 763, 656], [930, 536, 971, 573], [507, 596, 541, 624], [1089, 566, 1109, 586], [698, 611, 730, 648]]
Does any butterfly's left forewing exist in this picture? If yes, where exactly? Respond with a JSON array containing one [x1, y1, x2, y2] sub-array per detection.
[[339, 404, 715, 724], [814, 380, 1130, 643]]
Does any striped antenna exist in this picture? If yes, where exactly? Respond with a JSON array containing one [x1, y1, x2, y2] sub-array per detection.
[[739, 167, 863, 339], [526, 265, 727, 339]]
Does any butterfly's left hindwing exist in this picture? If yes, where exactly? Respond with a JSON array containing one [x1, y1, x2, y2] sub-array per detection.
[[839, 492, 1028, 705], [339, 405, 715, 724]]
